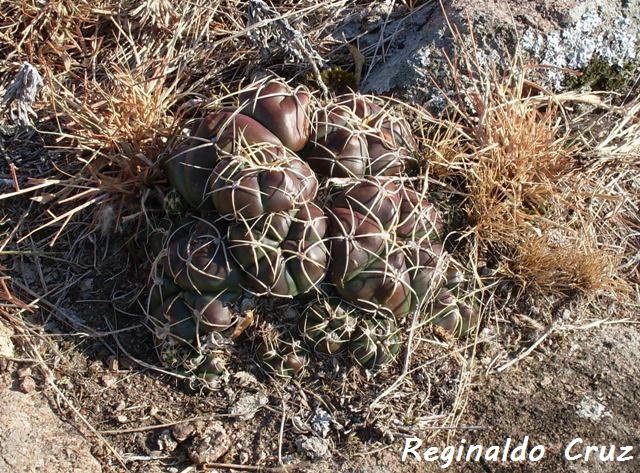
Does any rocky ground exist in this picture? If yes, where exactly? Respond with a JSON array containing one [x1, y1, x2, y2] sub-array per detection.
[[3, 319, 638, 472], [1, 1, 638, 472]]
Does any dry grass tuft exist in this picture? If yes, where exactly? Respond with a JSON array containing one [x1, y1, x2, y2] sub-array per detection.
[[503, 233, 616, 294], [40, 54, 184, 237], [418, 24, 628, 297], [463, 98, 569, 241], [51, 60, 179, 154], [1, 0, 353, 243]]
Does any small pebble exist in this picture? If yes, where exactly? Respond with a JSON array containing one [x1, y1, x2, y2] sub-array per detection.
[[106, 356, 119, 372], [188, 422, 230, 465], [157, 429, 178, 452], [295, 436, 331, 461], [229, 392, 269, 421], [100, 374, 117, 388], [19, 376, 36, 393], [171, 422, 195, 442]]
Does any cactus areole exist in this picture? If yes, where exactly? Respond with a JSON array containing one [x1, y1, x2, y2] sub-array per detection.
[[150, 75, 478, 383]]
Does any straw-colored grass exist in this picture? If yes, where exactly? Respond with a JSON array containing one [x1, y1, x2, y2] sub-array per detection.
[[0, 1, 638, 471], [1, 0, 352, 241], [413, 22, 632, 297]]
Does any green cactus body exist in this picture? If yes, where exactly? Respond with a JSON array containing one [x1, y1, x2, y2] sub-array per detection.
[[298, 298, 358, 354], [328, 183, 414, 317], [303, 105, 370, 178], [179, 352, 228, 391], [334, 246, 413, 317], [396, 186, 443, 241], [165, 110, 283, 209], [330, 178, 401, 231], [302, 94, 416, 178], [257, 323, 308, 377], [148, 277, 181, 312], [164, 219, 244, 294], [228, 203, 329, 297], [404, 240, 447, 312], [148, 76, 480, 383], [336, 95, 417, 176], [349, 317, 401, 369], [182, 291, 241, 334], [154, 294, 198, 342], [150, 290, 241, 344], [428, 287, 479, 337]]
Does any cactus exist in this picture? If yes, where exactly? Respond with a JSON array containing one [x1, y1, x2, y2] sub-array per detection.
[[404, 239, 447, 312], [166, 110, 283, 209], [227, 202, 329, 297], [164, 218, 244, 294], [428, 289, 479, 337], [239, 77, 312, 151], [349, 317, 401, 369], [256, 323, 308, 377], [158, 334, 233, 390], [146, 75, 481, 382], [425, 263, 480, 336], [302, 94, 416, 178], [336, 95, 417, 176], [150, 290, 242, 344], [210, 143, 318, 221], [327, 180, 420, 317], [298, 297, 358, 354], [329, 178, 401, 230], [396, 185, 444, 241], [302, 100, 370, 178]]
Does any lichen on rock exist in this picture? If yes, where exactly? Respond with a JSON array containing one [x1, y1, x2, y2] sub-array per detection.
[[521, 7, 638, 88], [333, 0, 640, 101]]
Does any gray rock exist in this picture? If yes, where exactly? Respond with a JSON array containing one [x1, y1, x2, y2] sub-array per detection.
[[334, 0, 639, 102], [521, 1, 639, 88], [576, 394, 611, 421], [310, 407, 332, 438], [0, 323, 14, 359], [0, 389, 102, 472], [188, 421, 231, 465], [295, 435, 331, 461], [229, 391, 269, 421]]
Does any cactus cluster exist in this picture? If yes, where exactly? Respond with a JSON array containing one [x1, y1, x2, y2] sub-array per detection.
[[147, 76, 479, 380]]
